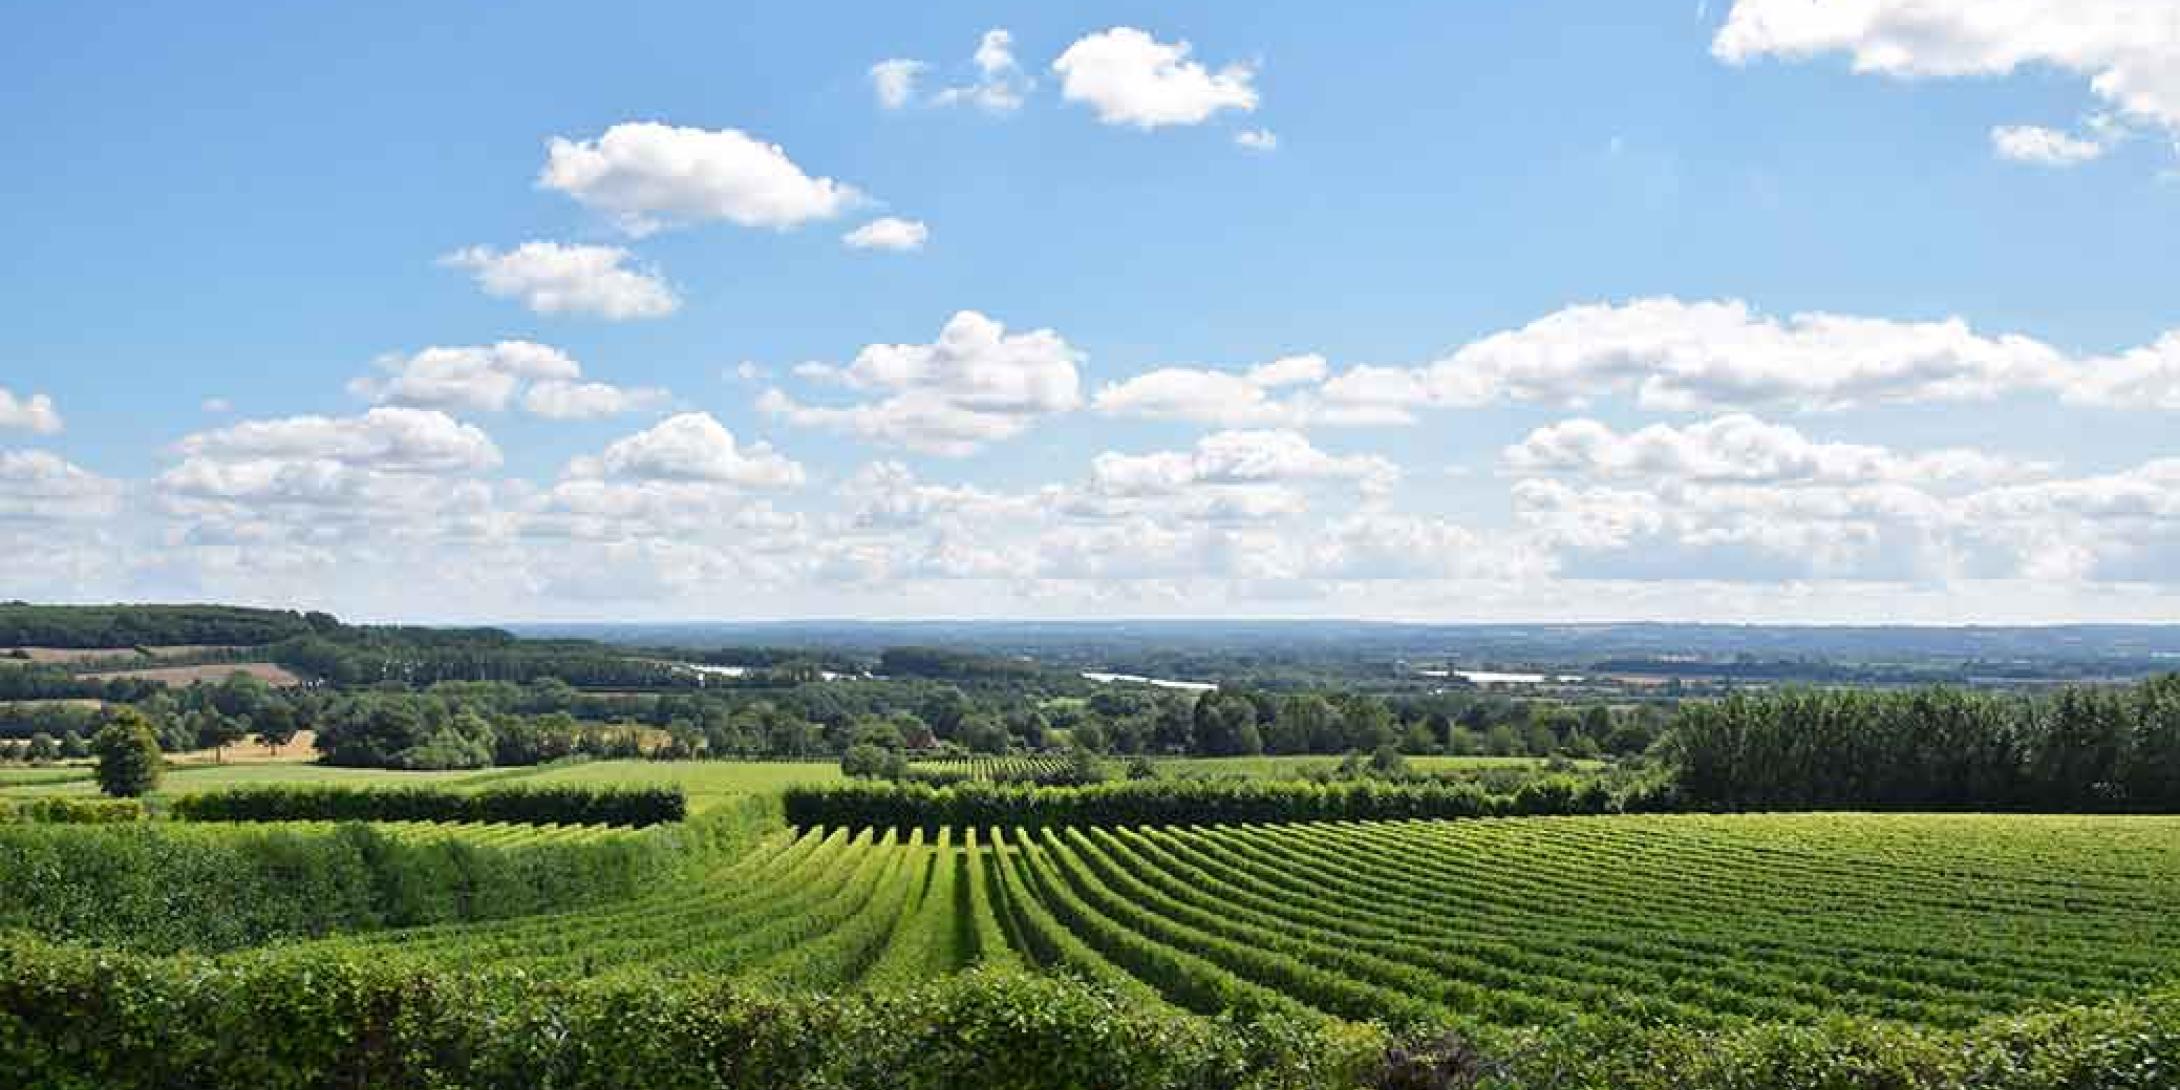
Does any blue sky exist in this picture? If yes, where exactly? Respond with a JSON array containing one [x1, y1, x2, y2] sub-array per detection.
[[5, 1, 2179, 622]]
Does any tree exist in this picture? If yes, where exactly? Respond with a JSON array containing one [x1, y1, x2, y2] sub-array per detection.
[[841, 743, 892, 779], [24, 731, 59, 763], [92, 711, 163, 797], [199, 711, 250, 764], [58, 729, 89, 760], [252, 702, 300, 755], [1192, 690, 1261, 756]]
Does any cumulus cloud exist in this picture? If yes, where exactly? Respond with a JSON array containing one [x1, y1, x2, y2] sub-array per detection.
[[1234, 127, 1279, 151], [1053, 27, 1258, 129], [2062, 331, 2180, 409], [0, 451, 120, 520], [1093, 354, 1329, 426], [539, 122, 863, 235], [351, 341, 665, 420], [1320, 298, 2078, 418], [441, 243, 679, 320], [568, 411, 803, 489], [760, 310, 1082, 455], [1714, 1, 2180, 159], [157, 407, 503, 527], [843, 216, 930, 252], [0, 389, 62, 435], [1991, 124, 2112, 166], [1504, 414, 2042, 487], [523, 380, 671, 421], [173, 407, 500, 474], [1089, 430, 1397, 499]]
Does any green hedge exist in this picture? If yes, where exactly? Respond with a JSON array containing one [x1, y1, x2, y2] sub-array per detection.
[[0, 797, 143, 824], [0, 943, 1380, 1090], [0, 938, 2173, 1090], [170, 783, 685, 827], [782, 776, 1633, 832], [0, 820, 686, 953]]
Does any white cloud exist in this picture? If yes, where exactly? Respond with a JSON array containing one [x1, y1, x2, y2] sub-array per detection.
[[760, 310, 1082, 455], [569, 411, 803, 489], [843, 216, 930, 252], [351, 341, 664, 421], [1991, 124, 2110, 166], [201, 398, 232, 414], [0, 451, 120, 520], [869, 59, 925, 110], [539, 122, 863, 235], [1090, 429, 1397, 498], [1321, 297, 2079, 418], [935, 29, 1033, 113], [1093, 354, 1329, 427], [350, 341, 580, 412], [2065, 331, 2180, 409], [1234, 127, 1279, 151], [0, 389, 62, 435], [1053, 27, 1258, 129], [878, 30, 1034, 114], [441, 242, 679, 320], [1504, 414, 2042, 487], [174, 407, 500, 474], [1714, 2, 2180, 149], [522, 380, 670, 421]]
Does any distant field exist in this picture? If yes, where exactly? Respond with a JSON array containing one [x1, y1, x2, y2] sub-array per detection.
[[3, 644, 246, 665], [0, 761, 505, 799], [77, 661, 302, 687], [509, 759, 843, 811]]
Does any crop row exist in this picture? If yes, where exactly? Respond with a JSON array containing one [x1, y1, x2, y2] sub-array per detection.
[[297, 812, 2180, 1034]]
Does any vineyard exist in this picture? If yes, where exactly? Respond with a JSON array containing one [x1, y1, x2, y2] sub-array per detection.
[[301, 812, 2180, 1032], [901, 754, 1084, 783]]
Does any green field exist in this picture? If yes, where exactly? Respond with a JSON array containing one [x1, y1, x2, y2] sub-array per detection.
[[291, 811, 2180, 1031]]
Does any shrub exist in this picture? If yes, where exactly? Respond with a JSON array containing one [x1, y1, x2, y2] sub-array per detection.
[[0, 797, 144, 824]]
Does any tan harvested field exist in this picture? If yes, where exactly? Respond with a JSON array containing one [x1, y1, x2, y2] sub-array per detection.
[[0, 698, 104, 710], [4, 644, 248, 665], [78, 661, 303, 687], [169, 729, 318, 765]]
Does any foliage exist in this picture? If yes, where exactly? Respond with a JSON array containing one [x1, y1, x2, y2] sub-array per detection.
[[0, 797, 143, 823], [782, 775, 1627, 832], [0, 603, 323, 648], [1664, 676, 2180, 811], [90, 711, 162, 797], [169, 783, 686, 827], [0, 819, 686, 952]]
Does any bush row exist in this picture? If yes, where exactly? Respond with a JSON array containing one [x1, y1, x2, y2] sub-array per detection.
[[0, 943, 1379, 1090], [1, 939, 2174, 1090], [0, 820, 687, 953], [169, 783, 685, 827], [0, 796, 144, 823], [782, 775, 1671, 832]]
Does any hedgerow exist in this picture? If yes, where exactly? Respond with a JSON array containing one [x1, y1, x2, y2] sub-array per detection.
[[0, 819, 687, 952], [0, 942, 1384, 1090], [0, 796, 143, 823], [169, 782, 686, 826], [782, 775, 1628, 831], [0, 937, 2174, 1090]]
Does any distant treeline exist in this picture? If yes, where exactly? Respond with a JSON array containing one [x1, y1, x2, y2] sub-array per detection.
[[0, 603, 330, 648], [1668, 677, 2180, 811]]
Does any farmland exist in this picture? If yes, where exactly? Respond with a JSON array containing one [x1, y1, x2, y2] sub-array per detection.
[[298, 810, 2180, 1029]]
